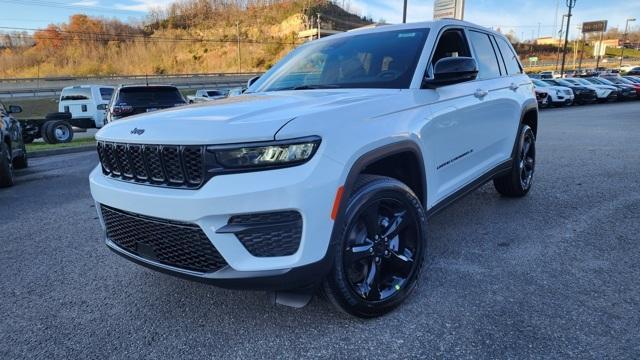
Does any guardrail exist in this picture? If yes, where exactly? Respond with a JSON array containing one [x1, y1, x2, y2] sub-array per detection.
[[0, 72, 262, 99], [0, 72, 262, 84]]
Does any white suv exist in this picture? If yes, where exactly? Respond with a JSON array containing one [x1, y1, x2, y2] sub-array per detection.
[[90, 20, 538, 317]]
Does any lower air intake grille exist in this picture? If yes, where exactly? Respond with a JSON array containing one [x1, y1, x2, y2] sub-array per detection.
[[228, 211, 302, 257], [101, 205, 227, 273]]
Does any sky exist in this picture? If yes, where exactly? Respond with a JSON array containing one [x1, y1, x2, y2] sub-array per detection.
[[0, 0, 638, 41]]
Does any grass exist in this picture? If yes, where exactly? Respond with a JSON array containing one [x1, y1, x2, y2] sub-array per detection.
[[26, 137, 96, 153]]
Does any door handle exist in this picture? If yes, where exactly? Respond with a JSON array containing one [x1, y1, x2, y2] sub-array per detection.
[[509, 83, 519, 91], [474, 89, 489, 98]]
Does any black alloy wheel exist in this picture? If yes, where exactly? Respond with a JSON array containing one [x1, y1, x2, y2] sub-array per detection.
[[519, 128, 535, 191], [323, 175, 426, 318], [344, 198, 419, 302], [493, 124, 536, 197]]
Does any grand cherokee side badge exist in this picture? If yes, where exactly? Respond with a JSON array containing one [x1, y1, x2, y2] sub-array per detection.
[[131, 128, 145, 135]]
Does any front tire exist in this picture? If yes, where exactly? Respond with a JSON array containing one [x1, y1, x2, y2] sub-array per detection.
[[0, 142, 14, 188], [13, 142, 28, 169], [323, 175, 427, 318], [494, 125, 536, 197]]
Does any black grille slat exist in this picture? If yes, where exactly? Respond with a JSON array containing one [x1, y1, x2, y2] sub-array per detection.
[[228, 211, 303, 257], [101, 205, 227, 273], [129, 145, 148, 180], [98, 142, 206, 188], [115, 144, 133, 178], [105, 143, 121, 176], [183, 147, 204, 185], [144, 145, 165, 182], [97, 142, 110, 173], [161, 146, 185, 184]]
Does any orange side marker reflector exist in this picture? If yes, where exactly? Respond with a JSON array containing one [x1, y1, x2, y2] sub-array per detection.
[[331, 186, 345, 221]]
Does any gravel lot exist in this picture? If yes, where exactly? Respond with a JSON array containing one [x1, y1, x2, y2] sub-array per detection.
[[1, 102, 639, 359]]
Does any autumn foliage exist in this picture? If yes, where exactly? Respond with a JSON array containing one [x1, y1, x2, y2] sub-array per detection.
[[0, 0, 371, 78]]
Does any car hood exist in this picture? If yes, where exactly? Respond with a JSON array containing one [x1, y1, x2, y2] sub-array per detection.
[[96, 90, 395, 145], [547, 85, 571, 92]]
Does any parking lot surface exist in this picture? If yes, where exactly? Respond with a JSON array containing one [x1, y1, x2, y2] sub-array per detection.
[[1, 102, 639, 359]]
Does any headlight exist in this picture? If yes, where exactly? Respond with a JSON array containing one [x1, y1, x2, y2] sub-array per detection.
[[556, 90, 562, 96], [206, 136, 321, 171]]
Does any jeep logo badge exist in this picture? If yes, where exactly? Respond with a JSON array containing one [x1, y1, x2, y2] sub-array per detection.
[[131, 128, 145, 135]]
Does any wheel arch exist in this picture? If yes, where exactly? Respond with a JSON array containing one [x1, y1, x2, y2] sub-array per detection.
[[521, 100, 538, 137], [329, 141, 427, 246], [511, 100, 538, 159]]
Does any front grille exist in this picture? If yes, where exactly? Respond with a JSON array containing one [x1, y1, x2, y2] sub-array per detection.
[[101, 205, 227, 273], [228, 211, 302, 257], [97, 141, 205, 188]]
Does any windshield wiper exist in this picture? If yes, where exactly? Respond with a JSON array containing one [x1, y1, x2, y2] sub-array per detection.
[[270, 84, 341, 91], [292, 84, 340, 90]]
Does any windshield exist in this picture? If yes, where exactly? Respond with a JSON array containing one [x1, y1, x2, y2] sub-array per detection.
[[207, 91, 224, 97], [574, 78, 593, 86], [594, 78, 615, 85], [555, 79, 573, 87], [532, 79, 548, 87], [253, 28, 430, 92], [116, 87, 186, 107], [61, 88, 92, 101]]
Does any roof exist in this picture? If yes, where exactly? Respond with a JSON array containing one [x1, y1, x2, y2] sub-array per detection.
[[117, 84, 178, 89], [330, 19, 498, 39]]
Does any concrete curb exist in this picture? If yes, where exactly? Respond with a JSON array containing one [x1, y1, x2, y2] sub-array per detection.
[[29, 145, 95, 158]]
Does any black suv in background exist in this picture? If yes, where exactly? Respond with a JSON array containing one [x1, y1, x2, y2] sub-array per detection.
[[106, 85, 187, 123], [543, 79, 598, 104], [0, 101, 28, 188]]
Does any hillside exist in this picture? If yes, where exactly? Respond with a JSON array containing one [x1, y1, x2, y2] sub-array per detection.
[[0, 0, 373, 78]]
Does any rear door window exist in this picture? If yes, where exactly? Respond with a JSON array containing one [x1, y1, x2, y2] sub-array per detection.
[[61, 88, 93, 101], [495, 37, 523, 75], [468, 31, 502, 79], [116, 87, 186, 107]]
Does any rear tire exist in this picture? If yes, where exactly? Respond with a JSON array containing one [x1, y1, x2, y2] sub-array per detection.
[[493, 125, 536, 197], [322, 175, 427, 318], [46, 120, 74, 144], [41, 121, 55, 144], [0, 142, 14, 188]]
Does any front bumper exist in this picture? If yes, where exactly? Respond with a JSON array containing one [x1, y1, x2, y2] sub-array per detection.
[[90, 152, 345, 290]]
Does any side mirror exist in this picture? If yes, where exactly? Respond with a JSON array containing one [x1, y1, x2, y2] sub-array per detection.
[[8, 105, 22, 114], [97, 104, 108, 111], [423, 57, 479, 89], [247, 76, 260, 89]]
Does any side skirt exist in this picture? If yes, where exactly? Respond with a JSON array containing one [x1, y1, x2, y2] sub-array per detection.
[[426, 159, 513, 218]]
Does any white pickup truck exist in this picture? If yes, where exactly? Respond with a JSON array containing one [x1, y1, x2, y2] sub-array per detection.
[[187, 89, 227, 103]]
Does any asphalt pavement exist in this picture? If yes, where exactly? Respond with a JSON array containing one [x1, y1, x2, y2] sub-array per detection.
[[1, 102, 639, 359]]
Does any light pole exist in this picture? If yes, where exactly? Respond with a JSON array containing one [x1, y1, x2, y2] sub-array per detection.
[[403, 0, 408, 24], [560, 0, 577, 77], [555, 14, 566, 71], [620, 18, 636, 69]]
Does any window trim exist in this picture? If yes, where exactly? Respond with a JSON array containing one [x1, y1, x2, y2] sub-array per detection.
[[490, 35, 507, 76], [494, 36, 524, 75], [423, 26, 471, 81]]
